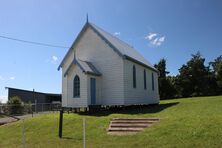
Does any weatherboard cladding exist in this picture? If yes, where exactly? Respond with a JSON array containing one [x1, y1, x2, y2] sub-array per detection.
[[75, 27, 125, 105], [60, 22, 160, 107], [66, 65, 88, 108], [58, 23, 89, 70], [58, 22, 157, 73], [123, 59, 159, 105]]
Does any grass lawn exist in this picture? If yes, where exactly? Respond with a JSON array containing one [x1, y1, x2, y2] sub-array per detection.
[[0, 96, 222, 148]]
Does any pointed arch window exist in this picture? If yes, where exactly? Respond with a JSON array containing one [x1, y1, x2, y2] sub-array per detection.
[[144, 69, 147, 89], [133, 65, 136, 88], [152, 73, 154, 91], [73, 75, 80, 97]]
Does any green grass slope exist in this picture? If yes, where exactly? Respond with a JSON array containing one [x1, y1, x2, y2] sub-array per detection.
[[0, 96, 222, 148]]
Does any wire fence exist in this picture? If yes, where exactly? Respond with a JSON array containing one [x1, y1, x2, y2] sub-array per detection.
[[0, 103, 61, 116]]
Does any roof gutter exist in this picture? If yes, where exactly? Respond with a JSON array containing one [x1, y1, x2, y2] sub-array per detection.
[[123, 55, 158, 72]]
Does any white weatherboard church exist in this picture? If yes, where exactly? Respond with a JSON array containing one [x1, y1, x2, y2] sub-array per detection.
[[58, 20, 160, 108]]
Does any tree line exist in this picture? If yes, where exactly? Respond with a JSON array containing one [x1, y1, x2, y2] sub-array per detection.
[[154, 52, 222, 99]]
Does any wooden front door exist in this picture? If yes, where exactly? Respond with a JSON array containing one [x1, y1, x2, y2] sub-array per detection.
[[90, 78, 96, 105]]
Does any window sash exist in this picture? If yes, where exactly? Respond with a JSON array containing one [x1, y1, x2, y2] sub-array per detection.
[[144, 70, 147, 89], [152, 73, 154, 91], [73, 76, 80, 97], [133, 66, 136, 88]]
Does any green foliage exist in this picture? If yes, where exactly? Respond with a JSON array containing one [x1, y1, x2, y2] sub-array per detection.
[[156, 52, 222, 99], [7, 96, 24, 115], [24, 101, 33, 114], [176, 52, 211, 97], [176, 52, 222, 97], [0, 96, 222, 147], [154, 58, 169, 78], [210, 55, 222, 94], [154, 58, 175, 99], [7, 96, 22, 105]]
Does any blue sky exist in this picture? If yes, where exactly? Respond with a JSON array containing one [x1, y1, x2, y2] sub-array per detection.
[[0, 0, 222, 102]]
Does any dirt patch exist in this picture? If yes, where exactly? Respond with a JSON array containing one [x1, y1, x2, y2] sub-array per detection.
[[0, 117, 19, 126]]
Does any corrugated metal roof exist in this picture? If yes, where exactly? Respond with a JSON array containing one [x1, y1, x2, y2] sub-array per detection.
[[58, 22, 157, 72], [78, 60, 101, 76], [64, 59, 101, 77], [89, 23, 156, 70]]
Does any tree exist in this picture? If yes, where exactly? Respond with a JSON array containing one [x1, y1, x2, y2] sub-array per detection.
[[155, 58, 176, 99], [176, 52, 215, 97], [7, 96, 24, 115], [154, 58, 169, 78], [210, 55, 222, 94]]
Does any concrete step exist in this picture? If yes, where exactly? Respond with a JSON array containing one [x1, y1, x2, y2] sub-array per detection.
[[110, 123, 150, 128], [111, 121, 156, 124], [113, 118, 160, 121], [108, 127, 144, 132], [107, 117, 160, 135]]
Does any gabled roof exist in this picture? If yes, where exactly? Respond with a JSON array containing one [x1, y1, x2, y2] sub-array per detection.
[[58, 22, 157, 72], [64, 59, 101, 77]]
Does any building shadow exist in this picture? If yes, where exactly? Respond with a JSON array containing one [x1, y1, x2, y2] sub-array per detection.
[[76, 102, 179, 117], [61, 136, 77, 140]]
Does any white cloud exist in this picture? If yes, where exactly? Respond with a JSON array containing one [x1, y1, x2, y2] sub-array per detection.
[[46, 55, 58, 64], [145, 33, 157, 40], [113, 32, 121, 36], [52, 56, 58, 62], [0, 75, 16, 81], [152, 38, 159, 45], [9, 76, 15, 80], [159, 36, 165, 42], [145, 32, 165, 47], [157, 36, 165, 46]]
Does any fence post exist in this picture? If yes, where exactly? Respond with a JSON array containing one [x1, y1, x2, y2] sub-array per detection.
[[35, 100, 37, 113], [22, 119, 26, 148], [59, 109, 63, 138], [83, 118, 86, 148]]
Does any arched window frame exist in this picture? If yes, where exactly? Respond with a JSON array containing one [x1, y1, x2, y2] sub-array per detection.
[[133, 65, 136, 88], [144, 69, 147, 89], [152, 73, 154, 91], [73, 75, 80, 97]]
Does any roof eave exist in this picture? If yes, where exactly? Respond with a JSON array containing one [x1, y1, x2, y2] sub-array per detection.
[[57, 22, 90, 71], [84, 71, 102, 76], [123, 55, 158, 72]]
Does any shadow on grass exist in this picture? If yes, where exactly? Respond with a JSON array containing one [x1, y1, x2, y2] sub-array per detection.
[[77, 102, 179, 117], [62, 136, 73, 140], [62, 136, 77, 140]]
